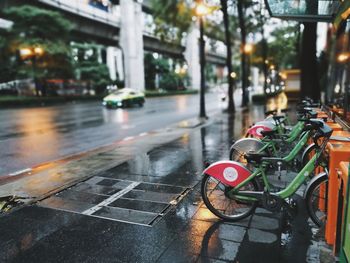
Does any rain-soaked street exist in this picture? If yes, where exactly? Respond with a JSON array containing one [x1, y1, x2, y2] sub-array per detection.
[[0, 93, 225, 176], [0, 94, 318, 262]]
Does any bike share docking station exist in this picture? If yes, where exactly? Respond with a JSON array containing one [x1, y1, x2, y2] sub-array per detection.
[[202, 104, 350, 261], [312, 108, 350, 261]]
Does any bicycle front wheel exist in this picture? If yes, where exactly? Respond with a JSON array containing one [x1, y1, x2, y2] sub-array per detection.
[[201, 174, 259, 221]]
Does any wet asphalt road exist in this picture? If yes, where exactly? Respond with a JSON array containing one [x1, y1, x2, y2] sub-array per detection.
[[0, 93, 225, 176]]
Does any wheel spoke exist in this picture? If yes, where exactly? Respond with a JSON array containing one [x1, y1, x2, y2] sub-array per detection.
[[307, 178, 328, 227], [201, 175, 257, 221]]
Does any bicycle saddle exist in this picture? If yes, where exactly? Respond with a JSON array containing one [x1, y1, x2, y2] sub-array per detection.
[[308, 119, 324, 128], [297, 107, 313, 114], [265, 108, 290, 116], [273, 115, 285, 121], [244, 152, 270, 163], [310, 111, 318, 118], [298, 110, 318, 121], [265, 109, 277, 116], [315, 122, 333, 138], [260, 130, 277, 137]]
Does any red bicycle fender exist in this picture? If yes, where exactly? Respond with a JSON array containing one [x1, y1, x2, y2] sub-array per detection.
[[203, 161, 251, 187], [247, 125, 272, 138]]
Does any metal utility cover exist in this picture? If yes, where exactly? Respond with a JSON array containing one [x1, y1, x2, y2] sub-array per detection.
[[39, 177, 189, 227]]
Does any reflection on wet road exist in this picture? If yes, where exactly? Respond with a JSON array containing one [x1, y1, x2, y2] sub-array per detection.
[[0, 94, 224, 175]]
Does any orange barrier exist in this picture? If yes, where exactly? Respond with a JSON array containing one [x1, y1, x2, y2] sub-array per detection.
[[327, 122, 343, 131], [340, 162, 349, 203], [340, 162, 350, 262], [333, 162, 350, 255], [333, 130, 350, 137], [317, 112, 329, 119], [302, 117, 343, 216], [325, 143, 350, 248]]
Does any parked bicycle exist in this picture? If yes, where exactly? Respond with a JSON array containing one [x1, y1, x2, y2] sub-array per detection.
[[230, 107, 321, 171], [201, 119, 332, 227]]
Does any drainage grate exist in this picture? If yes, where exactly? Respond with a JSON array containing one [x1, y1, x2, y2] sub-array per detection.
[[38, 176, 190, 226]]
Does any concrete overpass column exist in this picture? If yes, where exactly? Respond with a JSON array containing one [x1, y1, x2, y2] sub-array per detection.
[[107, 47, 125, 82], [120, 0, 145, 91], [185, 25, 200, 90], [107, 47, 117, 81]]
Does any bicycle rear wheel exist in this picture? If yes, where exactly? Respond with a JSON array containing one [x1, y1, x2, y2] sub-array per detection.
[[201, 174, 259, 221], [305, 176, 328, 227]]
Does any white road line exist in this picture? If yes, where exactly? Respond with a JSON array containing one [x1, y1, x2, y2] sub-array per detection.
[[8, 168, 32, 176], [82, 182, 140, 215], [139, 132, 148, 137], [123, 136, 134, 141]]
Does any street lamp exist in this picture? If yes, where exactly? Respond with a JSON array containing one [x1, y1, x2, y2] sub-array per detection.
[[336, 52, 350, 119], [243, 43, 253, 55], [337, 52, 350, 63], [194, 0, 217, 119], [19, 46, 44, 96], [230, 72, 237, 79]]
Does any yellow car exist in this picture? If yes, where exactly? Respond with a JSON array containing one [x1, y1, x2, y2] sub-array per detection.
[[102, 88, 145, 108]]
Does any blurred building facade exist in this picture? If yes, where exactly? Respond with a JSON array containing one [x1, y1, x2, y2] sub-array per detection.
[[0, 0, 227, 92]]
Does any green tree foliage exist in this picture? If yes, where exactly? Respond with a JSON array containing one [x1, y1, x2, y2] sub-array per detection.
[[151, 0, 224, 43], [79, 62, 111, 94], [2, 5, 74, 81], [71, 42, 112, 94], [0, 29, 16, 83], [151, 0, 193, 44], [144, 53, 187, 91], [144, 53, 156, 90], [267, 25, 299, 69]]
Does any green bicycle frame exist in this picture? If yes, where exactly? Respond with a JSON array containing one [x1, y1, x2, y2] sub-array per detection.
[[230, 148, 319, 202], [282, 130, 310, 162], [268, 119, 303, 139], [285, 121, 304, 143], [257, 129, 310, 160]]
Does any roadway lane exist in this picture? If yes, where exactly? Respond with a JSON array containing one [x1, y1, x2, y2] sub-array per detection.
[[0, 93, 225, 175]]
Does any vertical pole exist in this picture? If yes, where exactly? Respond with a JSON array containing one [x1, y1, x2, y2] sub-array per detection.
[[247, 54, 251, 89], [220, 0, 235, 112], [199, 16, 207, 118], [32, 55, 39, 96], [237, 0, 248, 107]]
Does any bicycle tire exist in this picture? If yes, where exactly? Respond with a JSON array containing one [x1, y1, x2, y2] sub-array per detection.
[[201, 174, 259, 221], [305, 175, 328, 227], [301, 143, 317, 167]]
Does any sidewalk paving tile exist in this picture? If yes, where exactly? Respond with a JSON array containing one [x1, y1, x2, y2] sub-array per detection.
[[250, 215, 280, 231], [247, 229, 278, 244]]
